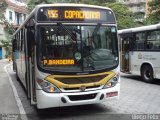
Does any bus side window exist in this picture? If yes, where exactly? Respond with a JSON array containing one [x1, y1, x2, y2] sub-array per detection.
[[12, 39, 17, 52], [157, 30, 160, 49], [135, 32, 145, 50], [147, 30, 160, 50], [27, 26, 35, 57]]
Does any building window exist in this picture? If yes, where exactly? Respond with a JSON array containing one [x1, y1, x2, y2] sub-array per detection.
[[9, 11, 12, 21], [19, 14, 22, 24], [15, 12, 23, 25], [24, 14, 26, 21]]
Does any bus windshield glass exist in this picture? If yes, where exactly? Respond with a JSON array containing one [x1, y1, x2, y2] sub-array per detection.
[[38, 24, 118, 72]]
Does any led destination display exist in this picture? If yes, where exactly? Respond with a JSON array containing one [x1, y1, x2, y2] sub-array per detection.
[[47, 9, 101, 20], [37, 7, 115, 23]]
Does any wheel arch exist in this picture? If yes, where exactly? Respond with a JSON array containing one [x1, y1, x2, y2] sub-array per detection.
[[140, 62, 155, 79]]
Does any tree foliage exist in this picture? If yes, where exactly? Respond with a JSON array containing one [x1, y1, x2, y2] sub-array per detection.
[[0, 0, 14, 57], [27, 0, 55, 10], [0, 1, 7, 24], [105, 3, 135, 29], [144, 0, 160, 25], [27, 0, 116, 10], [77, 0, 116, 5], [0, 0, 15, 35], [0, 39, 11, 58]]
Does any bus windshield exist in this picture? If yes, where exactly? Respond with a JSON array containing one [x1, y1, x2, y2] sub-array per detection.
[[38, 24, 118, 73]]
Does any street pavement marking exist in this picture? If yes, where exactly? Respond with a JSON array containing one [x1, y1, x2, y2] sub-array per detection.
[[4, 64, 28, 120]]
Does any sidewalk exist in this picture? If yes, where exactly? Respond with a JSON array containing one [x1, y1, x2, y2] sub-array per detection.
[[0, 59, 20, 114]]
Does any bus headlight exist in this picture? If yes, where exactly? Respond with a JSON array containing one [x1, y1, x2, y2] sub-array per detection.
[[103, 74, 119, 89], [37, 79, 61, 93]]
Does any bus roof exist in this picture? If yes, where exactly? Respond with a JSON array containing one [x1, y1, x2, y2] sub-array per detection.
[[118, 23, 160, 34], [36, 3, 112, 11]]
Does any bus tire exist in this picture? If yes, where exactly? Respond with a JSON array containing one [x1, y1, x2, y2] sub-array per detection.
[[36, 107, 44, 115], [15, 66, 20, 81], [16, 72, 20, 81], [141, 64, 154, 83]]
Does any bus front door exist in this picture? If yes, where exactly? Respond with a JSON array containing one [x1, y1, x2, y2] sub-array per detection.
[[121, 38, 130, 73]]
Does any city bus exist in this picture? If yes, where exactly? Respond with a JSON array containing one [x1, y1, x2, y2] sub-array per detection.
[[12, 4, 120, 109], [118, 23, 160, 83]]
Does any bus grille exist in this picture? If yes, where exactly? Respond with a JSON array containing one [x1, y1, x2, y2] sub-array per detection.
[[55, 75, 106, 84], [68, 93, 97, 101], [63, 85, 100, 90]]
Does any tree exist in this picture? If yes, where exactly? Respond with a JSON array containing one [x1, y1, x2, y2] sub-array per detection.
[[77, 1, 135, 29], [0, 0, 15, 58], [77, 0, 116, 5], [105, 3, 135, 29], [27, 0, 54, 10], [27, 0, 116, 10], [0, 0, 7, 25], [27, 0, 75, 10], [144, 0, 160, 25], [0, 0, 15, 35]]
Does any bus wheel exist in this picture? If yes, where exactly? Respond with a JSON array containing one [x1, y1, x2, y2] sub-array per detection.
[[15, 66, 20, 81], [36, 107, 44, 115], [141, 65, 154, 83], [16, 72, 20, 81]]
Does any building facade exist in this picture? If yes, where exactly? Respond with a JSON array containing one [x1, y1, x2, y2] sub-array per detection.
[[4, 0, 28, 27], [0, 0, 28, 59], [117, 0, 147, 23]]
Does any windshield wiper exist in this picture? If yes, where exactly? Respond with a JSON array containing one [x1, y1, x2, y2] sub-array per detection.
[[89, 64, 95, 70], [57, 23, 77, 41], [83, 57, 95, 70], [91, 23, 101, 37]]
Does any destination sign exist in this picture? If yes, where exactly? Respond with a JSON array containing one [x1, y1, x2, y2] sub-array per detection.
[[65, 10, 100, 19], [37, 7, 115, 23], [47, 10, 59, 19], [43, 59, 75, 66], [47, 10, 101, 20]]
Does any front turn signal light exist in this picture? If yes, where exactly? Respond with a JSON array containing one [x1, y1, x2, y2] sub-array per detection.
[[103, 74, 119, 89]]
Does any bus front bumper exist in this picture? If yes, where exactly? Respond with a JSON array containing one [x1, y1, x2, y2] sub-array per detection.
[[36, 83, 120, 109]]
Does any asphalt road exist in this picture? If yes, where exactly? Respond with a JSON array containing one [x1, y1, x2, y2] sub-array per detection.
[[1, 60, 160, 120]]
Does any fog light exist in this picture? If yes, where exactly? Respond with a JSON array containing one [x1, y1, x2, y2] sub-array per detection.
[[61, 97, 67, 103], [100, 94, 104, 100]]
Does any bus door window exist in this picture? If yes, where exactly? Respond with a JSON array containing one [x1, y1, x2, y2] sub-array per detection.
[[146, 30, 160, 50], [121, 36, 130, 72]]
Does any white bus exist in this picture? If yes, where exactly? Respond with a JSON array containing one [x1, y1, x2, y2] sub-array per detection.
[[118, 23, 160, 83], [12, 4, 120, 109]]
